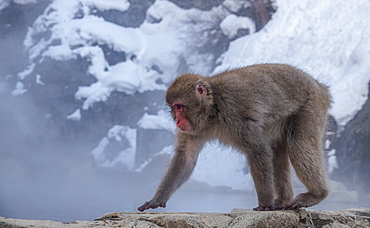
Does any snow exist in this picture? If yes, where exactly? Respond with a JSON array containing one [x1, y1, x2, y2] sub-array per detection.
[[193, 143, 254, 190], [0, 1, 9, 11], [75, 59, 166, 109], [35, 74, 45, 85], [13, 0, 36, 4], [220, 14, 255, 39], [222, 0, 250, 12], [15, 0, 370, 190], [11, 82, 27, 96], [66, 109, 81, 121], [17, 63, 35, 80], [194, 0, 370, 188], [137, 110, 175, 132], [216, 0, 370, 126], [81, 0, 130, 12], [327, 149, 338, 173], [91, 125, 136, 169], [0, 0, 36, 8], [135, 145, 173, 172], [23, 0, 229, 108]]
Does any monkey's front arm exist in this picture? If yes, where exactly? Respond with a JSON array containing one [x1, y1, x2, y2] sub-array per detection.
[[138, 134, 204, 212]]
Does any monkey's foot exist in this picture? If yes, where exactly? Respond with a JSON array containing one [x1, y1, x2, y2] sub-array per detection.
[[138, 201, 166, 212], [285, 200, 305, 210], [252, 206, 277, 211], [274, 198, 292, 210], [285, 192, 326, 210]]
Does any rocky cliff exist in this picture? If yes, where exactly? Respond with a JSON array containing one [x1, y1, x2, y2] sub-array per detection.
[[1, 208, 369, 227]]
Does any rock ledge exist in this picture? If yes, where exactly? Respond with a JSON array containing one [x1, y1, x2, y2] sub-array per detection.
[[1, 208, 369, 227]]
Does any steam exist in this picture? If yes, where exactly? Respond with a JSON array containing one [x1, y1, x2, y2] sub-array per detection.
[[1, 0, 369, 223]]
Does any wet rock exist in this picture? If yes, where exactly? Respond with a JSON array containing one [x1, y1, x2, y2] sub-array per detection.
[[1, 208, 370, 227]]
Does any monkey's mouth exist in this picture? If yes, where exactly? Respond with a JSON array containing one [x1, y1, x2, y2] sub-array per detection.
[[175, 119, 191, 131], [177, 124, 190, 132], [174, 116, 191, 131]]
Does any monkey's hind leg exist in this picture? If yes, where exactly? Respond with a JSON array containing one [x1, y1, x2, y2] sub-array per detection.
[[286, 107, 329, 210], [272, 141, 294, 209]]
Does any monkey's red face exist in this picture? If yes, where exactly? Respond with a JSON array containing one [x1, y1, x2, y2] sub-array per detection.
[[171, 103, 191, 131]]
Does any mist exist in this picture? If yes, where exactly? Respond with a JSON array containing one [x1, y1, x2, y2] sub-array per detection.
[[0, 67, 257, 222], [1, 0, 370, 223], [0, 87, 256, 221]]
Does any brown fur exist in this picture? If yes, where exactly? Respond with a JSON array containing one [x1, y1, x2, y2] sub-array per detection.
[[138, 64, 331, 212]]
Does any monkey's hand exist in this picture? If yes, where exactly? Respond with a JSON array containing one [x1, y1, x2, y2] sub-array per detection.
[[138, 200, 166, 212]]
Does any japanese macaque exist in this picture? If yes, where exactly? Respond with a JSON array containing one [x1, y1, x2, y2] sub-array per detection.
[[138, 64, 331, 212]]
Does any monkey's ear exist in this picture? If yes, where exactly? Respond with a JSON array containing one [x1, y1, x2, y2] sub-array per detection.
[[195, 81, 208, 98]]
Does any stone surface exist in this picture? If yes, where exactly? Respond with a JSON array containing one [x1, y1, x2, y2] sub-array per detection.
[[1, 208, 369, 227]]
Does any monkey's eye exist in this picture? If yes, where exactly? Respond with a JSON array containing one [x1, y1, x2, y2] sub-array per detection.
[[171, 103, 185, 111]]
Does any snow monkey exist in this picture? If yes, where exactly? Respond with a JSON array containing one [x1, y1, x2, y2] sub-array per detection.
[[138, 64, 331, 212]]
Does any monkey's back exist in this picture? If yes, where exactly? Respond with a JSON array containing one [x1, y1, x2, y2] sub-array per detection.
[[209, 64, 331, 125]]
